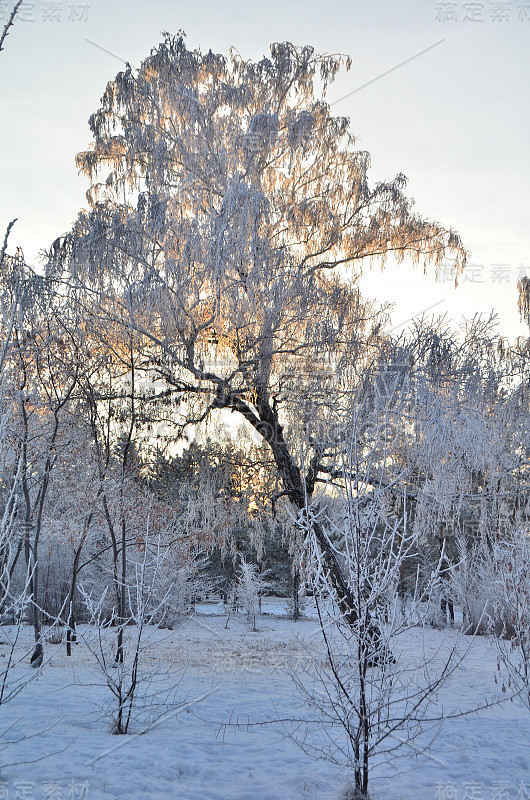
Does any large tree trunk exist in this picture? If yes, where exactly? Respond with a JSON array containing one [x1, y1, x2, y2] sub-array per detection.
[[235, 390, 380, 636]]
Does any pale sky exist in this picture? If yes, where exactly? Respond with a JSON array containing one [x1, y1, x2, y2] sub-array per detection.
[[0, 0, 528, 338]]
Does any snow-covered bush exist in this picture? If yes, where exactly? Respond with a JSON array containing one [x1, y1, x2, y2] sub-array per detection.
[[449, 534, 501, 635], [235, 557, 271, 632], [492, 533, 530, 709], [149, 553, 214, 628]]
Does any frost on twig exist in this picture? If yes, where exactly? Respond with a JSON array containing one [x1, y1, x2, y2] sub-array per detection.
[[0, 2, 22, 55]]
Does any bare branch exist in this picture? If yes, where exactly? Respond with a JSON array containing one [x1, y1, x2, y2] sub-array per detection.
[[0, 1, 22, 54]]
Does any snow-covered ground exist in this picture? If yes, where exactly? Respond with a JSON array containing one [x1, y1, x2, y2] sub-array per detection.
[[0, 602, 528, 800]]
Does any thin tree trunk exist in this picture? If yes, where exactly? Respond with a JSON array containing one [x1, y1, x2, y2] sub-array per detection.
[[211, 374, 389, 657], [293, 568, 300, 621], [116, 517, 127, 664], [225, 390, 380, 636], [66, 514, 92, 656], [116, 339, 136, 664], [20, 393, 41, 650]]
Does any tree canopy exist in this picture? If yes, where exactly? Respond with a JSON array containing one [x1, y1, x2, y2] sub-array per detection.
[[47, 33, 470, 628], [51, 34, 467, 476]]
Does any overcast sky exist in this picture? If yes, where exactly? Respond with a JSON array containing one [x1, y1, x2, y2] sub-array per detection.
[[0, 0, 528, 338]]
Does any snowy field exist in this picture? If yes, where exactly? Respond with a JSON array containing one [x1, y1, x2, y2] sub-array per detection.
[[0, 600, 528, 800]]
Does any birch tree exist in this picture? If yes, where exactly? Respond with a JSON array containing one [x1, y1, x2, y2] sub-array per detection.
[[50, 34, 467, 629]]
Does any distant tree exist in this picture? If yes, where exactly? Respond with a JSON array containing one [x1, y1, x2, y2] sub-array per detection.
[[50, 33, 467, 629], [11, 295, 79, 660]]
